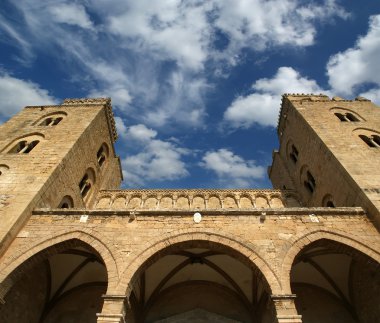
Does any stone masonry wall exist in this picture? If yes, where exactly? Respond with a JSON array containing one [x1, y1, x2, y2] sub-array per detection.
[[1, 207, 379, 300]]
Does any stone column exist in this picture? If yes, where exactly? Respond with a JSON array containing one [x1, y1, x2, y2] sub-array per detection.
[[271, 294, 302, 323], [97, 294, 130, 323]]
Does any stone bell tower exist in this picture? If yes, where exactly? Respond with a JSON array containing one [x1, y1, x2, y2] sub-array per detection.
[[0, 98, 122, 256], [269, 94, 380, 227]]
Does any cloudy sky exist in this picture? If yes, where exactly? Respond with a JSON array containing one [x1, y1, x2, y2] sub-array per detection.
[[1, 0, 379, 188]]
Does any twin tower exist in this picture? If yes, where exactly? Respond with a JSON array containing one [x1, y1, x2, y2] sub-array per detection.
[[0, 95, 379, 323]]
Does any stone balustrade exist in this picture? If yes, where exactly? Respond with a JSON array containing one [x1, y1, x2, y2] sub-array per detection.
[[95, 189, 301, 211]]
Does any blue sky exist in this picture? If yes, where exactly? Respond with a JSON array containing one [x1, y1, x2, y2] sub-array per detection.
[[0, 0, 379, 189]]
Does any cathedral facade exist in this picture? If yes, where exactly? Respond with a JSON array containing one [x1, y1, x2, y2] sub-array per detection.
[[0, 94, 379, 322]]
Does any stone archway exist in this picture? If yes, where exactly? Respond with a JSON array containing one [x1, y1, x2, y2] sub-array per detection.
[[0, 230, 119, 297], [281, 231, 380, 323], [97, 230, 301, 323], [0, 235, 114, 323]]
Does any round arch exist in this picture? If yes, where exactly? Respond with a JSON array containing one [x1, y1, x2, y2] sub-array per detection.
[[280, 229, 380, 294], [116, 229, 282, 296], [0, 230, 119, 299]]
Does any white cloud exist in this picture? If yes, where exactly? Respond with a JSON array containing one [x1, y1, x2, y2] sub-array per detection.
[[327, 15, 380, 96], [127, 124, 157, 142], [108, 1, 211, 70], [49, 4, 94, 30], [89, 86, 132, 110], [0, 73, 57, 119], [3, 0, 348, 130], [224, 67, 323, 128], [143, 71, 208, 127], [107, 0, 348, 70], [121, 124, 189, 186], [200, 149, 266, 187], [360, 88, 380, 106]]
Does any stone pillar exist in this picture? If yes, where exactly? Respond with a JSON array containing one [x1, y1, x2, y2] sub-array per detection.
[[97, 294, 129, 323], [271, 294, 302, 323]]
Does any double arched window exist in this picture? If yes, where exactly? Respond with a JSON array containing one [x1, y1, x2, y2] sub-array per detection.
[[331, 108, 363, 123], [34, 111, 67, 127], [39, 116, 63, 126], [96, 143, 109, 168], [334, 112, 360, 122], [300, 166, 316, 195], [8, 140, 39, 154], [79, 168, 96, 200], [4, 134, 44, 154], [354, 129, 380, 148]]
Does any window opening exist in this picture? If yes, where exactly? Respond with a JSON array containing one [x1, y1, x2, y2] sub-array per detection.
[[346, 113, 359, 122], [359, 134, 379, 148], [335, 113, 347, 122], [79, 174, 91, 198], [289, 145, 299, 163], [97, 147, 106, 167], [52, 117, 63, 125], [58, 195, 74, 208], [8, 140, 39, 154], [304, 171, 316, 193], [373, 135, 380, 146], [39, 116, 63, 126], [326, 201, 335, 208], [23, 140, 39, 153]]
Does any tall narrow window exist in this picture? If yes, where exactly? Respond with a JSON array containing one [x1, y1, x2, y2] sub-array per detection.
[[97, 147, 106, 167], [289, 145, 299, 163], [304, 171, 316, 193], [79, 174, 91, 198]]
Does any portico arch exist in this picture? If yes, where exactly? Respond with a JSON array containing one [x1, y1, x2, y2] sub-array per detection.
[[281, 229, 380, 293], [0, 230, 119, 298], [281, 230, 380, 323], [119, 230, 281, 296], [97, 229, 292, 323]]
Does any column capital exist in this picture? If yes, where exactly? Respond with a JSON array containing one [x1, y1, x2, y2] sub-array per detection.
[[271, 294, 302, 323]]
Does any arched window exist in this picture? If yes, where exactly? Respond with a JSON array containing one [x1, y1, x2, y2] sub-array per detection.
[[39, 116, 63, 126], [8, 140, 39, 154], [359, 134, 380, 148], [96, 143, 109, 168], [35, 112, 66, 127], [333, 110, 361, 122], [58, 195, 74, 208], [322, 194, 336, 208], [334, 113, 347, 122], [79, 168, 96, 200], [326, 201, 335, 207], [97, 147, 106, 167], [289, 144, 299, 163], [79, 174, 91, 198], [346, 113, 359, 122], [304, 171, 316, 193]]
